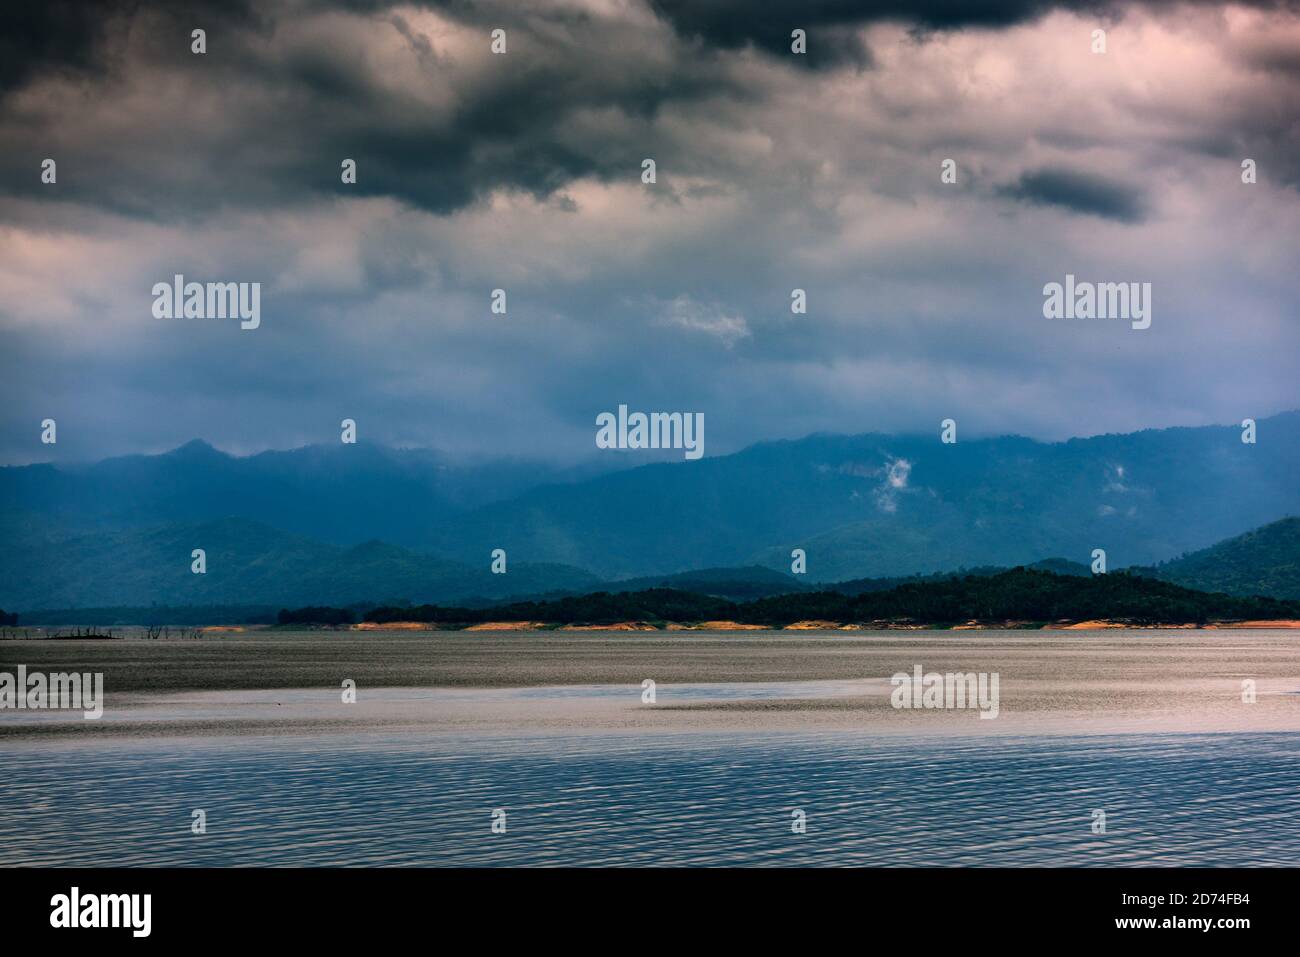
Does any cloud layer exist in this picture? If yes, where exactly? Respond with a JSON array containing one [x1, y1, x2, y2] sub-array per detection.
[[1, 0, 1297, 464]]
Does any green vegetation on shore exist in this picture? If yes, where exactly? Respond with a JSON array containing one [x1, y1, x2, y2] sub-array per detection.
[[340, 568, 1300, 629], [19, 558, 1300, 630]]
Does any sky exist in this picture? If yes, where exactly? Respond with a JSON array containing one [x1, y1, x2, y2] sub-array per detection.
[[1, 0, 1298, 465]]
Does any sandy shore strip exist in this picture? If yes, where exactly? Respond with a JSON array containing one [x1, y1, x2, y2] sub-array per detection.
[[353, 618, 1300, 631]]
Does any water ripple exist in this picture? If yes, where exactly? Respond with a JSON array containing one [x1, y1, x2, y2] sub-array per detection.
[[2, 731, 1298, 866]]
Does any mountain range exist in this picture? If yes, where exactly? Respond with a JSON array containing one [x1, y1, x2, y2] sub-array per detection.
[[2, 412, 1297, 610], [1135, 517, 1300, 599]]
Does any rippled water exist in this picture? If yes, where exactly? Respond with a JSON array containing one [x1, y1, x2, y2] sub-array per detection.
[[3, 730, 1297, 866]]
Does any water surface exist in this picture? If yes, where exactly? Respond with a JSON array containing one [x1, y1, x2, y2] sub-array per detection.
[[3, 630, 1298, 866], [2, 730, 1296, 866]]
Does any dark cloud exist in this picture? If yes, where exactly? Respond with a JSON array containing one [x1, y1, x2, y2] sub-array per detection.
[[0, 1, 126, 93], [0, 0, 747, 219], [998, 168, 1148, 223], [646, 1, 875, 69], [646, 0, 1300, 40], [2, 0, 1296, 221], [646, 0, 1125, 64], [0, 0, 263, 94]]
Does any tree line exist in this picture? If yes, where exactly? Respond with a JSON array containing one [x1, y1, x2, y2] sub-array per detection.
[[276, 568, 1300, 628]]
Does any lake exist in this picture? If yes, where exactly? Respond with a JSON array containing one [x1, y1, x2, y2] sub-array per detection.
[[2, 630, 1298, 866]]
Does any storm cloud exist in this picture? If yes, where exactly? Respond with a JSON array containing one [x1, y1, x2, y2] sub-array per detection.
[[0, 0, 1297, 465], [999, 168, 1148, 222]]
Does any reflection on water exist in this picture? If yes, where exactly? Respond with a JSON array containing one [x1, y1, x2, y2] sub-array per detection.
[[0, 679, 889, 728], [2, 730, 1297, 866]]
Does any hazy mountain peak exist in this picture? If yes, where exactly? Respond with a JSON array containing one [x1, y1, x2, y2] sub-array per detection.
[[167, 439, 227, 460]]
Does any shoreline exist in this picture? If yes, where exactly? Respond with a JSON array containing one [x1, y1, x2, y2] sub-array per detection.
[[291, 616, 1300, 632], [8, 618, 1297, 638]]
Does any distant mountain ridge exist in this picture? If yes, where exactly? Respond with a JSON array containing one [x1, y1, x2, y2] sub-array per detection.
[[1133, 517, 1300, 600], [0, 440, 615, 548], [2, 413, 1298, 609], [0, 515, 600, 610], [608, 566, 807, 601], [8, 517, 1298, 619], [408, 412, 1300, 578]]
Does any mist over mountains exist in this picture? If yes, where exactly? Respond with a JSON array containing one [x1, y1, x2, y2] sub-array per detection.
[[2, 412, 1297, 610]]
